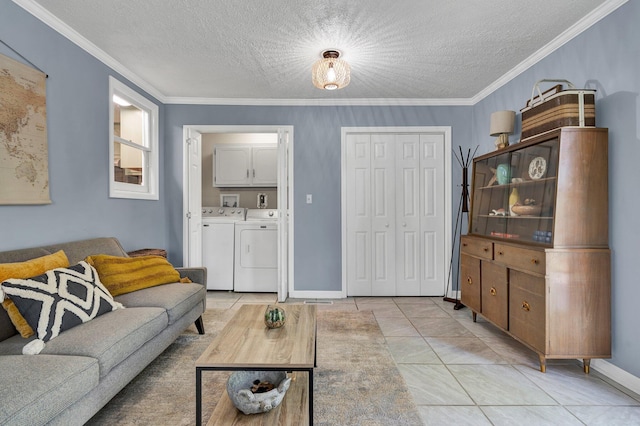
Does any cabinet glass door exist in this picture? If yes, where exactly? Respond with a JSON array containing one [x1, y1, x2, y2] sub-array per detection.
[[469, 138, 559, 246]]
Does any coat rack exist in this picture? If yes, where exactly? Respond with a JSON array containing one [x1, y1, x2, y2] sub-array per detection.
[[444, 146, 478, 310]]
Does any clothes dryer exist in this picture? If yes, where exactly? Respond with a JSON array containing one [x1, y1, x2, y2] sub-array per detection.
[[233, 209, 278, 292]]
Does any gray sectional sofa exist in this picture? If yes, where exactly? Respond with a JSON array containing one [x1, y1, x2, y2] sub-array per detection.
[[0, 237, 207, 425]]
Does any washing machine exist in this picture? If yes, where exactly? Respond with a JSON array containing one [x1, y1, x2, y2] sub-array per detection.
[[233, 209, 278, 292], [202, 206, 246, 290]]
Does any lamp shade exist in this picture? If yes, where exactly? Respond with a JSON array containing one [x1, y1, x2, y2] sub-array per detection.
[[312, 50, 350, 90], [489, 110, 516, 136]]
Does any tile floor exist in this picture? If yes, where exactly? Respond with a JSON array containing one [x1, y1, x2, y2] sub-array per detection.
[[206, 292, 640, 425]]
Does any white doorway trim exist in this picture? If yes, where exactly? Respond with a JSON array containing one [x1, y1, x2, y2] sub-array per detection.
[[340, 126, 452, 297], [182, 125, 294, 302]]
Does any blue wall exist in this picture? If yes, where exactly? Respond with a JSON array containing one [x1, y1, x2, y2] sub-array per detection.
[[471, 2, 640, 377], [1, 0, 639, 378], [164, 105, 472, 291], [0, 0, 167, 253]]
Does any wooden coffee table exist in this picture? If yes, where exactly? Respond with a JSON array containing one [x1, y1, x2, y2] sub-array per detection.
[[195, 304, 317, 425]]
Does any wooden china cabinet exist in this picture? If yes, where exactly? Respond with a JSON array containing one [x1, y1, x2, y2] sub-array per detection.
[[460, 127, 611, 373]]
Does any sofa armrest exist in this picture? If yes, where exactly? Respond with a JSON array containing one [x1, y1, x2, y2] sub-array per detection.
[[176, 267, 207, 286]]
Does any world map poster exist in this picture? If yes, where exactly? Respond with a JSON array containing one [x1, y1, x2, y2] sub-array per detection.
[[0, 52, 50, 204]]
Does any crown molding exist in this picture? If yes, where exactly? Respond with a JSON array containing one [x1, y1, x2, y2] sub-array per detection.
[[13, 0, 627, 107], [12, 0, 167, 103], [162, 96, 474, 106], [471, 0, 628, 104]]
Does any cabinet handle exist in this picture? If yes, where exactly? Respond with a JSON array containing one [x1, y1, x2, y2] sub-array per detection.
[[531, 258, 539, 265], [385, 223, 389, 228], [483, 247, 489, 252], [253, 169, 256, 178], [490, 287, 497, 296], [522, 301, 531, 312], [498, 251, 504, 256], [246, 169, 249, 178], [462, 243, 468, 247], [466, 276, 473, 285], [402, 223, 406, 227]]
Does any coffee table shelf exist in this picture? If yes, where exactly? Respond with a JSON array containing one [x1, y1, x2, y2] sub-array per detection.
[[207, 371, 309, 426], [196, 304, 317, 426]]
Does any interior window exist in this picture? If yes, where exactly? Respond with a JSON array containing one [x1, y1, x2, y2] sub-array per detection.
[[109, 76, 159, 200]]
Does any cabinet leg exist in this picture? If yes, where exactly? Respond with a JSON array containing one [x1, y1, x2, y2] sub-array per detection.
[[583, 358, 591, 374], [472, 311, 477, 322], [538, 354, 546, 373]]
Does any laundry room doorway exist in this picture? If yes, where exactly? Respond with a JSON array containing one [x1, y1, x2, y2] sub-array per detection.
[[182, 125, 293, 302]]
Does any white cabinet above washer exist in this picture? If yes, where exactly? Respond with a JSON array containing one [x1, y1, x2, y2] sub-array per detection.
[[214, 144, 277, 187]]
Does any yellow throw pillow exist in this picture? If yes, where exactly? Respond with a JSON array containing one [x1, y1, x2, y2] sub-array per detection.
[[0, 250, 70, 338], [86, 254, 181, 297]]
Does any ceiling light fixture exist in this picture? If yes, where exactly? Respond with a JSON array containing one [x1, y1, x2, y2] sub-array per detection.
[[312, 50, 350, 90]]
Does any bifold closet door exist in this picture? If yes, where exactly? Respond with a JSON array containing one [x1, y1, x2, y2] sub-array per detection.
[[345, 134, 396, 296], [346, 134, 372, 296], [346, 132, 445, 296], [395, 135, 421, 295], [370, 134, 396, 296], [419, 134, 445, 296]]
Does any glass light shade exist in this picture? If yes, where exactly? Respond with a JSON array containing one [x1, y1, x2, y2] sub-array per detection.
[[312, 55, 350, 90]]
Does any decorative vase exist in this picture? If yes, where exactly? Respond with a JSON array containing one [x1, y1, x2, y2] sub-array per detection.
[[264, 305, 286, 328], [509, 187, 520, 216], [496, 163, 511, 185], [227, 370, 291, 414]]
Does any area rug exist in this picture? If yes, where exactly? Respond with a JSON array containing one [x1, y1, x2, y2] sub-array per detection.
[[86, 308, 422, 425]]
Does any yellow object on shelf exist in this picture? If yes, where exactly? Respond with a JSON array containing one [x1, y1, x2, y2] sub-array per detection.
[[509, 188, 520, 216]]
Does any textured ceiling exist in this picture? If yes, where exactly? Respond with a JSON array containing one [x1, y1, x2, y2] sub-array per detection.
[[23, 0, 610, 102]]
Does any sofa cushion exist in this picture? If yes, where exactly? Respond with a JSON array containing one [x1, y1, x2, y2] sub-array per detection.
[[86, 254, 181, 296], [0, 354, 99, 425], [115, 282, 206, 325], [40, 306, 168, 378], [42, 237, 128, 265], [1, 262, 123, 354], [0, 250, 70, 338]]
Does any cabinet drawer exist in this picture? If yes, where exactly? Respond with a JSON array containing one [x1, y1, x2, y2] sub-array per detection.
[[480, 262, 508, 329], [509, 270, 546, 353], [494, 243, 545, 274], [461, 236, 492, 260], [460, 255, 481, 313]]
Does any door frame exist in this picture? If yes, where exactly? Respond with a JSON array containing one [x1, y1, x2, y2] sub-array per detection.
[[182, 125, 294, 302], [340, 126, 453, 297]]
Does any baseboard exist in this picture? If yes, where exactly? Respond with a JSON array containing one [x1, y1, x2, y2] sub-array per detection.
[[290, 290, 463, 300], [288, 290, 346, 300], [590, 359, 640, 396]]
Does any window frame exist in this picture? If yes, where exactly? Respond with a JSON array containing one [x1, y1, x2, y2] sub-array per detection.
[[108, 76, 159, 200]]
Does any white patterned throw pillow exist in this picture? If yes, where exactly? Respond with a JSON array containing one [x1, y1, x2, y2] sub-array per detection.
[[0, 261, 123, 354]]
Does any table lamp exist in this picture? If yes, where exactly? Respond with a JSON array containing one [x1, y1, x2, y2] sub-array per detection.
[[490, 110, 516, 149]]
